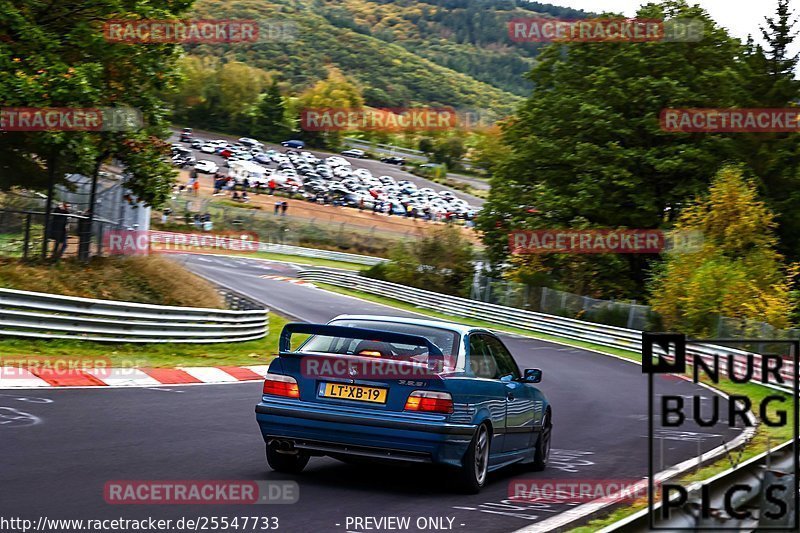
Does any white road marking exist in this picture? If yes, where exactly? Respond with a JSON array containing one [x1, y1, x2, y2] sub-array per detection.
[[0, 368, 50, 389], [245, 365, 271, 377], [0, 407, 41, 427], [180, 367, 239, 383], [82, 368, 161, 387]]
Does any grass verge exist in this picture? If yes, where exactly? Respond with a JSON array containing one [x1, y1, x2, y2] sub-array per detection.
[[0, 313, 289, 368], [313, 282, 795, 532], [0, 256, 224, 308]]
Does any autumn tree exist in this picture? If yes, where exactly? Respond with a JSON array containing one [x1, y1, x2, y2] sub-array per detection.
[[170, 57, 272, 133], [648, 166, 794, 336], [296, 67, 364, 149]]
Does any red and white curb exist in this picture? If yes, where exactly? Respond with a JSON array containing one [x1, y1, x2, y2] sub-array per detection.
[[0, 365, 270, 389], [259, 274, 316, 287]]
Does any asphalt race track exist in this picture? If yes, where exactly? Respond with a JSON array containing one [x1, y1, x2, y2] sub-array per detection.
[[0, 254, 744, 533]]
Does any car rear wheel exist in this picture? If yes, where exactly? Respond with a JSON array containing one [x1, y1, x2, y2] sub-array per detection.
[[457, 423, 490, 493], [266, 442, 310, 474], [531, 411, 552, 471]]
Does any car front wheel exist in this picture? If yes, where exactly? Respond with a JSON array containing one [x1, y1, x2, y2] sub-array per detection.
[[266, 442, 310, 474], [457, 423, 490, 493]]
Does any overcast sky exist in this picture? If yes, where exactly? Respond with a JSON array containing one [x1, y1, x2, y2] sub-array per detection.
[[550, 0, 792, 47]]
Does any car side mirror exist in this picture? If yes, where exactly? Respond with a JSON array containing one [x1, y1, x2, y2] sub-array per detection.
[[520, 368, 542, 383]]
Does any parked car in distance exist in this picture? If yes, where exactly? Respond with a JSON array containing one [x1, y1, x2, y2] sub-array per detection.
[[380, 156, 406, 165], [195, 160, 219, 174], [200, 144, 216, 154], [281, 140, 305, 149], [239, 137, 263, 148], [341, 148, 366, 159], [326, 156, 351, 168]]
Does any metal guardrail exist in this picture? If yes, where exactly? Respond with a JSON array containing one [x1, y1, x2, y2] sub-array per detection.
[[257, 242, 387, 266], [600, 440, 796, 532], [0, 288, 268, 343], [297, 269, 796, 390], [217, 286, 268, 311]]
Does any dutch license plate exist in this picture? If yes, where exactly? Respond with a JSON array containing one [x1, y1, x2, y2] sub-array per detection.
[[321, 382, 387, 404]]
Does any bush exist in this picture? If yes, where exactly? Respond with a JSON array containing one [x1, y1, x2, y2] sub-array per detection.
[[362, 226, 474, 296]]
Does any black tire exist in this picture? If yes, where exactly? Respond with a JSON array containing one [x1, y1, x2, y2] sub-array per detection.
[[456, 423, 491, 493], [531, 411, 552, 472], [266, 442, 310, 474]]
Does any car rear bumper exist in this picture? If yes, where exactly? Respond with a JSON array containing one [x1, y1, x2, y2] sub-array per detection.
[[255, 398, 476, 468]]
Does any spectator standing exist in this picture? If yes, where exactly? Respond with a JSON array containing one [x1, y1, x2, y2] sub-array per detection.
[[281, 201, 288, 216], [49, 202, 71, 260], [274, 201, 281, 215]]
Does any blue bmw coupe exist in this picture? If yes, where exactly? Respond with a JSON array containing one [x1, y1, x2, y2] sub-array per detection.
[[255, 315, 551, 492]]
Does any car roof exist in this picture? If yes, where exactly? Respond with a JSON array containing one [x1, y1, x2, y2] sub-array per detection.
[[329, 314, 486, 337]]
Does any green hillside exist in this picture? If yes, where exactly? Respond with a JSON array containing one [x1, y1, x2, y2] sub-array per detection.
[[185, 0, 591, 115]]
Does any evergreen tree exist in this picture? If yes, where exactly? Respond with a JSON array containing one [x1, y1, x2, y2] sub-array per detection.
[[737, 0, 800, 260], [252, 82, 289, 141]]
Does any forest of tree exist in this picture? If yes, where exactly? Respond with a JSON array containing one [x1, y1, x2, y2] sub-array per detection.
[[477, 0, 800, 333]]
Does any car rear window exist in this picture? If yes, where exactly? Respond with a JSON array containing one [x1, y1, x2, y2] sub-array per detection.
[[297, 319, 460, 366]]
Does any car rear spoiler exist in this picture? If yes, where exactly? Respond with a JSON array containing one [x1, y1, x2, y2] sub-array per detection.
[[279, 322, 444, 368]]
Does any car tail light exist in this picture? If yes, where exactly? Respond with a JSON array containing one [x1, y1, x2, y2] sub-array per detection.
[[263, 373, 299, 398], [404, 391, 453, 414]]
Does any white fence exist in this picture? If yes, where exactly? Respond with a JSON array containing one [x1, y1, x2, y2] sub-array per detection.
[[0, 288, 268, 343], [297, 269, 796, 391]]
